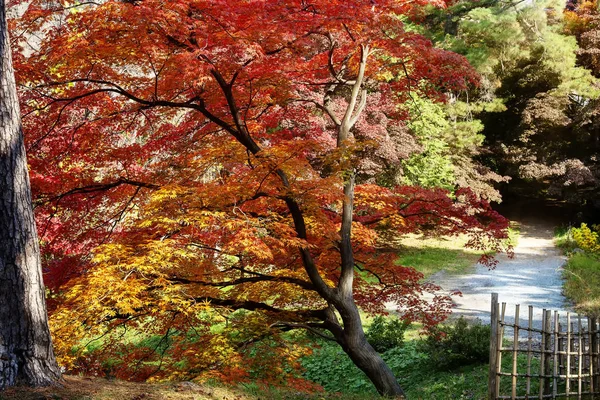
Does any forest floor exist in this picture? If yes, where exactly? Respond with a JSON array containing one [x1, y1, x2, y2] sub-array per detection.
[[0, 376, 237, 400], [0, 375, 345, 400], [429, 211, 572, 329], [0, 376, 375, 400]]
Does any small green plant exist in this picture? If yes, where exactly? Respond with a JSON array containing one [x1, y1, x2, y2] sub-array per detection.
[[418, 317, 490, 371], [563, 251, 600, 315], [507, 224, 520, 248], [300, 340, 376, 395], [554, 225, 577, 252], [365, 316, 410, 353]]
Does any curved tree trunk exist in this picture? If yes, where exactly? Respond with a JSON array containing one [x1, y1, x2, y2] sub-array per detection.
[[0, 0, 61, 388], [332, 299, 406, 398], [329, 44, 405, 398], [344, 339, 405, 398], [330, 174, 405, 398]]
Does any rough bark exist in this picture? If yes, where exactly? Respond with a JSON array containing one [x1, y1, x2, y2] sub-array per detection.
[[0, 0, 61, 388], [325, 293, 405, 397], [346, 344, 405, 397]]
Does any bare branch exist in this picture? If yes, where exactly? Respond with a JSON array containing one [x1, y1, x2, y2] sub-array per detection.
[[349, 89, 367, 128], [339, 44, 369, 145], [271, 321, 336, 341], [164, 275, 315, 291], [36, 177, 159, 206]]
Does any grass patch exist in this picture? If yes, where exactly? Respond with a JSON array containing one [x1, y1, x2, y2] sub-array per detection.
[[404, 363, 489, 399], [397, 246, 478, 278], [406, 353, 543, 400], [392, 216, 519, 279], [508, 224, 520, 248], [563, 252, 600, 315], [301, 317, 495, 399], [397, 239, 480, 278], [300, 338, 544, 400], [554, 225, 577, 252], [554, 225, 600, 315], [395, 227, 517, 279]]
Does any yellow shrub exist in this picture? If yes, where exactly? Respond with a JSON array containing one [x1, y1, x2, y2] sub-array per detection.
[[572, 223, 600, 256]]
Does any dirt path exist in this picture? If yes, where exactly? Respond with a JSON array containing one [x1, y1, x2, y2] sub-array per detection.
[[428, 217, 571, 328]]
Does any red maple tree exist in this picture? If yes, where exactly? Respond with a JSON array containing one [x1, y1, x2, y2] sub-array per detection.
[[12, 0, 508, 396]]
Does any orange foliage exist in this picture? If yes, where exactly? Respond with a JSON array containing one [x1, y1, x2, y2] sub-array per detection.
[[10, 0, 508, 387]]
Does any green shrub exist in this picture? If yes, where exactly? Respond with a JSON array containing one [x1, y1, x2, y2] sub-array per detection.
[[300, 340, 376, 395], [365, 316, 410, 353], [554, 225, 577, 252], [571, 223, 600, 256], [300, 318, 492, 395], [300, 339, 429, 395], [418, 317, 490, 371]]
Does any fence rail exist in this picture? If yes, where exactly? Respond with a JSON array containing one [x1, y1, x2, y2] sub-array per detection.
[[489, 293, 600, 399]]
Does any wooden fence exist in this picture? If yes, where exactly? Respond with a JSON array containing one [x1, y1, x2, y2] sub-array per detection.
[[489, 293, 600, 400]]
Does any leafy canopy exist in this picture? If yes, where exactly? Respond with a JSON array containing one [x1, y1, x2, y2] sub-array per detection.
[[13, 0, 510, 385]]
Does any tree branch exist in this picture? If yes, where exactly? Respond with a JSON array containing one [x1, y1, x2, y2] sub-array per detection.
[[37, 177, 159, 206], [337, 45, 370, 298], [164, 275, 315, 291], [270, 321, 336, 341], [193, 297, 327, 321]]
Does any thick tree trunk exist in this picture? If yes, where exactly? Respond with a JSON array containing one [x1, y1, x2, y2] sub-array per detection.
[[0, 0, 61, 388], [344, 337, 405, 397], [334, 300, 406, 398]]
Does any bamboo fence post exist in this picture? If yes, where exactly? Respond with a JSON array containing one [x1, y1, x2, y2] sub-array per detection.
[[577, 315, 582, 399], [512, 304, 520, 400], [497, 302, 507, 397], [489, 293, 499, 400], [588, 316, 594, 396], [567, 313, 571, 398], [559, 321, 564, 380], [544, 310, 552, 396], [591, 318, 598, 395], [527, 305, 533, 398], [554, 312, 559, 399], [540, 309, 547, 399], [571, 320, 576, 394]]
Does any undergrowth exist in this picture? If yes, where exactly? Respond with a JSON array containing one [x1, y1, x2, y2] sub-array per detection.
[[396, 236, 480, 278], [555, 224, 600, 315], [562, 252, 600, 315], [300, 317, 495, 399], [46, 241, 514, 399]]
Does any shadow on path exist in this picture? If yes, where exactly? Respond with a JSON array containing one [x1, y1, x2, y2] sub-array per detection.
[[421, 214, 572, 330]]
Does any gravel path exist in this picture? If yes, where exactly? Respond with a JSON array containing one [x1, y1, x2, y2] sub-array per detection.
[[427, 217, 572, 329]]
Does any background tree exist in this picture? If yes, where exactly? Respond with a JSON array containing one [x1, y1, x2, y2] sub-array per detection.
[[399, 96, 508, 202], [12, 0, 510, 396], [374, 3, 513, 202], [425, 0, 599, 206], [0, 0, 60, 389]]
